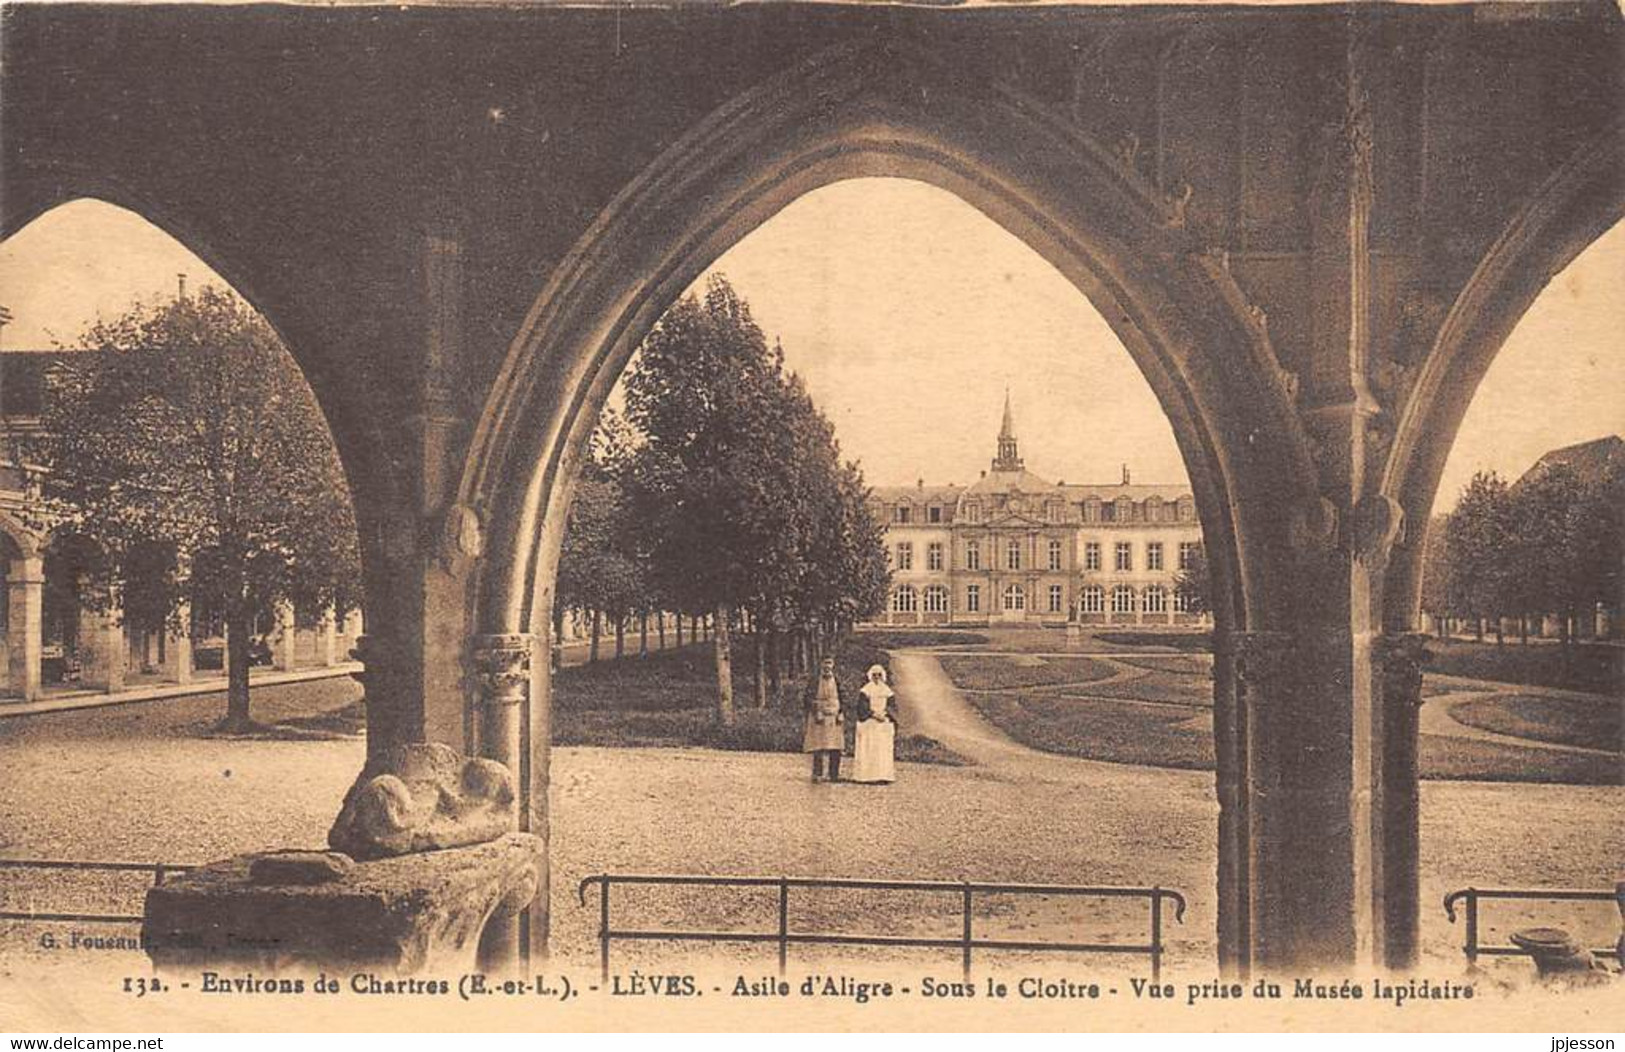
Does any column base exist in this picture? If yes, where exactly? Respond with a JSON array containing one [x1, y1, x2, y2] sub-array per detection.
[[143, 833, 542, 975]]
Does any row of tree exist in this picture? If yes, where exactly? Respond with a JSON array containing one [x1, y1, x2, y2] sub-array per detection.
[[33, 288, 363, 731], [556, 276, 891, 725], [1421, 464, 1621, 644]]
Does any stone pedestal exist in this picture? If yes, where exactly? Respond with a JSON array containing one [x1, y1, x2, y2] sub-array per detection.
[[144, 833, 542, 976]]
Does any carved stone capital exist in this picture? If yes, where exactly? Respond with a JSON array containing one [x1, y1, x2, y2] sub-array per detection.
[[1287, 496, 1340, 555], [474, 633, 533, 708], [1352, 493, 1405, 566], [1375, 631, 1431, 712]]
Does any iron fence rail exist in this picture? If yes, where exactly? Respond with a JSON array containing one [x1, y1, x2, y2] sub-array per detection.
[[1443, 886, 1619, 965], [578, 873, 1186, 982], [0, 858, 193, 925]]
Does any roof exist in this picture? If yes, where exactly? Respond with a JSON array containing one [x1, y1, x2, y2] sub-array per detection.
[[962, 468, 1064, 497], [869, 484, 964, 504], [1515, 435, 1624, 490], [1060, 482, 1194, 502]]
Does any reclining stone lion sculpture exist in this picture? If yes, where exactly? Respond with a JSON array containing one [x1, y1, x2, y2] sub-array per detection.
[[328, 742, 515, 860]]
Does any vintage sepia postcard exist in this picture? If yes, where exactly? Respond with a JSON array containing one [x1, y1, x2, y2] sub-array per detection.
[[0, 0, 1620, 1035]]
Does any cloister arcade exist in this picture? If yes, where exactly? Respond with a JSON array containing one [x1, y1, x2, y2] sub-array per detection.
[[3, 1, 1619, 975]]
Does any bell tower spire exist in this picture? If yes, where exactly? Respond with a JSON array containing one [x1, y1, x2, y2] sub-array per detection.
[[992, 388, 1023, 472]]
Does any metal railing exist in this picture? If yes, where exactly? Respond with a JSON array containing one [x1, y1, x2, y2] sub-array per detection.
[[579, 873, 1185, 982], [1443, 887, 1619, 966], [0, 859, 193, 925]]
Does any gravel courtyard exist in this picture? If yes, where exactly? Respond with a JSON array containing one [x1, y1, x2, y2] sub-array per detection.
[[1, 661, 1619, 980]]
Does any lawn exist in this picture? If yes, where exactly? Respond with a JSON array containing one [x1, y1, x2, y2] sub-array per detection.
[[936, 654, 1116, 691], [939, 645, 1623, 785], [551, 639, 969, 765], [1446, 693, 1622, 753], [968, 692, 1216, 770], [1425, 640, 1622, 696]]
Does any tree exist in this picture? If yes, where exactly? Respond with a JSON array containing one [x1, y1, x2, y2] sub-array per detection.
[[37, 287, 361, 731], [555, 411, 646, 664], [619, 274, 888, 724], [1444, 471, 1514, 642], [1417, 514, 1453, 640], [1174, 543, 1211, 616]]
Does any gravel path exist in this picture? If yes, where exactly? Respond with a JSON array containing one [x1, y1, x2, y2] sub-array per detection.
[[1, 665, 1618, 981]]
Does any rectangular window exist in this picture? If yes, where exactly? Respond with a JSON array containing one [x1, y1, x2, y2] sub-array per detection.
[[1179, 542, 1199, 570], [1147, 542, 1164, 572], [893, 505, 911, 524], [1115, 542, 1132, 572], [1005, 539, 1022, 571], [928, 505, 942, 524], [965, 541, 980, 571], [966, 584, 980, 613], [965, 504, 981, 523], [1047, 538, 1063, 571], [896, 542, 913, 571], [927, 542, 943, 571], [1048, 584, 1064, 613], [1100, 503, 1117, 522], [1084, 542, 1101, 571]]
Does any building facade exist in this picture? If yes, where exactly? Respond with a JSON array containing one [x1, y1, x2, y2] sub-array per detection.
[[868, 396, 1205, 627]]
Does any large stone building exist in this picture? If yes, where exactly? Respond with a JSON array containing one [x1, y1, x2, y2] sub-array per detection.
[[869, 396, 1204, 627]]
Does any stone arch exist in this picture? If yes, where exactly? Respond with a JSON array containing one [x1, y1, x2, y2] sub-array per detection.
[[0, 511, 40, 565], [457, 38, 1321, 966], [463, 40, 1314, 652], [1380, 121, 1625, 627], [0, 185, 399, 614]]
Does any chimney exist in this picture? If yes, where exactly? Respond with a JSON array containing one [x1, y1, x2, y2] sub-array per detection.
[[177, 273, 188, 301], [1121, 464, 1131, 485], [917, 478, 924, 490]]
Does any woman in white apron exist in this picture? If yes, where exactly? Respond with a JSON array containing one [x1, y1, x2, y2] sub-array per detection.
[[851, 664, 897, 784]]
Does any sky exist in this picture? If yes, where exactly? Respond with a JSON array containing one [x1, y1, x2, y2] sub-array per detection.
[[2, 187, 1619, 511]]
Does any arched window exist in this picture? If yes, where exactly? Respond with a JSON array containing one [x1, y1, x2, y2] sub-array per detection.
[[1112, 585, 1136, 614], [1002, 584, 1026, 611], [964, 540, 980, 571], [1144, 586, 1166, 613], [891, 585, 918, 613], [1005, 539, 1022, 570], [1080, 585, 1104, 614], [923, 585, 949, 613]]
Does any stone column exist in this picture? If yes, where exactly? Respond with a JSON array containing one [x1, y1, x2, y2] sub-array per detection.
[[4, 556, 43, 700], [271, 601, 297, 671], [474, 632, 538, 971], [1375, 631, 1428, 970], [78, 604, 125, 693], [319, 610, 340, 667], [163, 602, 193, 685]]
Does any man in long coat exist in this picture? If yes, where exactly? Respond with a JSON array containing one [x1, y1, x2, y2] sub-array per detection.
[[803, 656, 845, 782]]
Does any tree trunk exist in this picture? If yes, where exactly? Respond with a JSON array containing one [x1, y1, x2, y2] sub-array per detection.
[[221, 609, 254, 732], [658, 613, 667, 651], [754, 627, 768, 710], [1519, 614, 1530, 645], [713, 604, 735, 727], [639, 612, 649, 657], [1494, 617, 1504, 646], [767, 627, 782, 704], [590, 610, 601, 663], [614, 616, 625, 659], [1474, 617, 1484, 642], [675, 614, 684, 647]]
